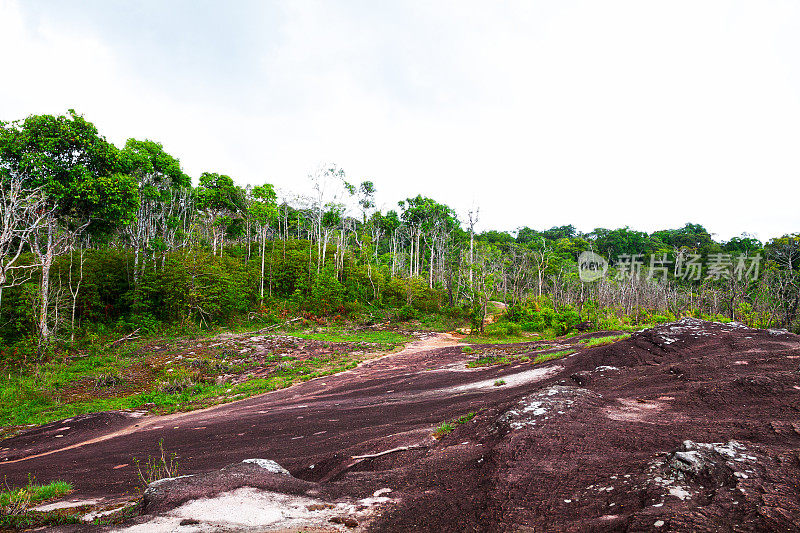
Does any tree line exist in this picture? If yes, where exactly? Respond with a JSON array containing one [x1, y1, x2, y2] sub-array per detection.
[[1, 110, 798, 358]]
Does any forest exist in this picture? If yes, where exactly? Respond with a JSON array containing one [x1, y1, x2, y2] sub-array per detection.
[[1, 110, 799, 364]]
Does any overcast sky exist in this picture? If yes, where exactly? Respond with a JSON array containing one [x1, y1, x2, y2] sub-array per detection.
[[1, 0, 798, 242]]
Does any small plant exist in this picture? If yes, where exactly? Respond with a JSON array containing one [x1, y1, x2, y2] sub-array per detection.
[[493, 379, 506, 386], [157, 377, 195, 394], [1, 487, 30, 517], [433, 423, 454, 438], [218, 349, 237, 360], [132, 439, 179, 487], [461, 346, 475, 354], [456, 412, 476, 424], [93, 373, 124, 388]]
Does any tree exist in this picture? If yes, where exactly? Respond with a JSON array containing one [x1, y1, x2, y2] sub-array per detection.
[[357, 180, 376, 225], [0, 172, 50, 310], [0, 110, 138, 344], [764, 234, 800, 329], [308, 164, 353, 274], [466, 207, 479, 288], [248, 183, 278, 302], [196, 172, 245, 254], [399, 195, 458, 286], [119, 139, 190, 282]]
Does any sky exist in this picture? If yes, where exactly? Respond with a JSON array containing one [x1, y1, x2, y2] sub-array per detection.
[[1, 0, 799, 242]]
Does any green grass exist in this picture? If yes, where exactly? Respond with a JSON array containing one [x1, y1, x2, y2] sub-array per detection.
[[0, 340, 368, 427], [0, 479, 72, 508], [493, 379, 506, 386], [285, 329, 411, 347], [434, 411, 478, 437], [0, 319, 412, 428], [532, 349, 575, 364], [581, 334, 630, 347], [0, 477, 82, 529], [462, 330, 539, 344], [0, 511, 81, 529], [1, 357, 365, 427], [468, 348, 575, 368]]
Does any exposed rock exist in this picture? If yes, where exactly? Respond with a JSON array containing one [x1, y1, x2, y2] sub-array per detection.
[[330, 515, 360, 527], [667, 440, 739, 487], [142, 459, 314, 514]]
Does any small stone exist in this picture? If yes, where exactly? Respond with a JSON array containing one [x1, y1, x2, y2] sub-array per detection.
[[307, 503, 334, 511], [654, 520, 665, 527], [330, 516, 359, 528], [180, 518, 200, 526]]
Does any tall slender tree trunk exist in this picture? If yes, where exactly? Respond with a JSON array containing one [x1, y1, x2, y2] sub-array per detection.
[[429, 244, 434, 288], [409, 233, 414, 277], [69, 244, 85, 342], [269, 237, 275, 298], [469, 232, 474, 288], [260, 225, 266, 304], [38, 219, 54, 346]]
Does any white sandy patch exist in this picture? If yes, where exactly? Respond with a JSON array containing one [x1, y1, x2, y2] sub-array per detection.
[[33, 498, 100, 512], [115, 485, 394, 532], [448, 365, 562, 393], [605, 398, 665, 423]]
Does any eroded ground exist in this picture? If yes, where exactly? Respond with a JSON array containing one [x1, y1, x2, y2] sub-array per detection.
[[2, 319, 800, 531]]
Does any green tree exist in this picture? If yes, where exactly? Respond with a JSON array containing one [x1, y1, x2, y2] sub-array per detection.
[[0, 110, 137, 343], [248, 183, 278, 302], [119, 138, 189, 282], [196, 172, 245, 254]]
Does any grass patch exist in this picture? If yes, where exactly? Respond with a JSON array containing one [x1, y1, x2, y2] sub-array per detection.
[[532, 349, 575, 364], [0, 341, 367, 427], [1, 476, 77, 528], [467, 355, 505, 367], [462, 333, 535, 345], [493, 379, 506, 387], [0, 510, 81, 529], [282, 329, 411, 348], [581, 334, 630, 347], [0, 478, 73, 509]]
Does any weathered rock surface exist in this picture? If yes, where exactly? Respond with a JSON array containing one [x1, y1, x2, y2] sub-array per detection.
[[5, 320, 800, 531]]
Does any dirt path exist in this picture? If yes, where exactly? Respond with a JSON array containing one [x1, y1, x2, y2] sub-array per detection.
[[483, 300, 507, 327]]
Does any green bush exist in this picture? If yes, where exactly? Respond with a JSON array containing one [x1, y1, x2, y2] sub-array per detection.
[[505, 298, 579, 335], [397, 304, 418, 321]]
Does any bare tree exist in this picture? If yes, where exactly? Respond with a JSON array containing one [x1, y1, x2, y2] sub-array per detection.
[[67, 237, 88, 341], [466, 206, 479, 288], [0, 175, 50, 310]]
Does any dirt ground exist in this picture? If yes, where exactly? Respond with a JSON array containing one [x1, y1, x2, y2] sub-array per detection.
[[2, 319, 800, 531]]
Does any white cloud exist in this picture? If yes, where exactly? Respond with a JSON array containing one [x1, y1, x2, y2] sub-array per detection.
[[1, 0, 798, 241]]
